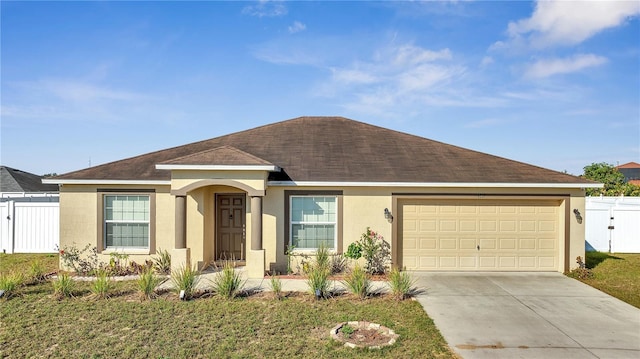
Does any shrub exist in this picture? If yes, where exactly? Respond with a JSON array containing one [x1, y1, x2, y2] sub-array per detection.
[[53, 273, 75, 299], [269, 273, 283, 300], [342, 264, 370, 299], [358, 227, 391, 275], [0, 271, 24, 298], [57, 243, 100, 275], [90, 271, 112, 299], [137, 268, 160, 300], [153, 249, 171, 274], [388, 268, 415, 301], [171, 265, 200, 300], [344, 242, 362, 260], [211, 262, 244, 299], [29, 260, 47, 283]]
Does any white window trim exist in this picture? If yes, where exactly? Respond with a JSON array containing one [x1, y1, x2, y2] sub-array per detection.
[[104, 195, 150, 250], [289, 195, 338, 251]]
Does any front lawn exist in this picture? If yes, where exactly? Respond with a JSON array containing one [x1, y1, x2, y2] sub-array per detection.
[[571, 251, 640, 308], [0, 254, 456, 359]]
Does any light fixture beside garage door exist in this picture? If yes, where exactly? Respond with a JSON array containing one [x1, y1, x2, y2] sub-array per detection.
[[384, 208, 393, 223]]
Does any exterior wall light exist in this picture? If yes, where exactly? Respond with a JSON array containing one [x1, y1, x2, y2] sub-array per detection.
[[384, 208, 393, 223], [573, 209, 583, 224]]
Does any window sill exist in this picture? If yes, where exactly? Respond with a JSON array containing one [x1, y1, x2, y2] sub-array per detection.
[[102, 248, 150, 255]]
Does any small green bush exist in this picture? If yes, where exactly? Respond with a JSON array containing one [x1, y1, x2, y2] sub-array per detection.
[[153, 249, 171, 275], [91, 271, 112, 299], [137, 268, 160, 300], [53, 273, 75, 299], [344, 242, 362, 260], [388, 268, 415, 301], [342, 264, 370, 299], [211, 262, 244, 299], [171, 264, 200, 300], [0, 271, 24, 298], [341, 323, 355, 338]]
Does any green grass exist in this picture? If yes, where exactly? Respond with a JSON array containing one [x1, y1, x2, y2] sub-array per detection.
[[573, 252, 640, 308], [0, 253, 59, 274], [0, 254, 455, 358]]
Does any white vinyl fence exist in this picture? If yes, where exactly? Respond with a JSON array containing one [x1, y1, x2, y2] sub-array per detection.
[[0, 195, 59, 254], [586, 196, 640, 253]]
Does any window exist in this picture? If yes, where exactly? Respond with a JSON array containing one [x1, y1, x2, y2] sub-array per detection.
[[104, 195, 150, 248], [290, 196, 337, 250]]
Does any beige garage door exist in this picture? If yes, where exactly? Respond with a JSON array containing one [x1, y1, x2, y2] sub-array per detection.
[[401, 199, 561, 271]]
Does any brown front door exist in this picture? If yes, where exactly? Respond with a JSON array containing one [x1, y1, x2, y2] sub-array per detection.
[[216, 194, 246, 261]]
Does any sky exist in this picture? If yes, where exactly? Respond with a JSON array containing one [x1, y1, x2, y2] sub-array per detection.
[[1, 1, 639, 177]]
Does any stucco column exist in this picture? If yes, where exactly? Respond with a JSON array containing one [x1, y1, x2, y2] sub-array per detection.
[[175, 195, 186, 249], [250, 196, 263, 250]]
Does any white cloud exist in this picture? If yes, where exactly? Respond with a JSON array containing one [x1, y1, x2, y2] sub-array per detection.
[[288, 21, 306, 34], [391, 45, 452, 65], [480, 56, 494, 67], [242, 1, 287, 18], [506, 0, 640, 48], [524, 54, 608, 78]]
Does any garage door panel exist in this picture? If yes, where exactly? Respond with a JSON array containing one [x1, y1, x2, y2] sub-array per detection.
[[499, 238, 516, 249], [420, 238, 437, 249], [440, 238, 458, 250], [402, 200, 560, 271], [459, 256, 476, 268], [499, 220, 517, 231], [498, 256, 516, 268], [479, 238, 497, 249]]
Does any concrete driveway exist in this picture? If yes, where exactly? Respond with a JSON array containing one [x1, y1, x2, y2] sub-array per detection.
[[413, 272, 640, 359]]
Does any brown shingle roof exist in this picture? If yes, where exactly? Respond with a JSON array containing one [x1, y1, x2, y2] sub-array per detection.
[[616, 162, 640, 169], [55, 116, 595, 184], [158, 146, 274, 166]]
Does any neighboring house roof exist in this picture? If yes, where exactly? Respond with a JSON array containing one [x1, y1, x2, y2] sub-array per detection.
[[616, 162, 640, 169], [52, 116, 596, 185], [1, 166, 58, 192], [616, 162, 640, 183]]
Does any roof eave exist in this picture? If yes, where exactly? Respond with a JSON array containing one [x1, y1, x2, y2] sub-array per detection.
[[155, 164, 280, 171], [267, 181, 604, 189], [42, 179, 171, 186]]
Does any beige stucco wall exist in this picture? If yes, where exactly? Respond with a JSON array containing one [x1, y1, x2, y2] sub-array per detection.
[[58, 181, 587, 274], [58, 184, 174, 270]]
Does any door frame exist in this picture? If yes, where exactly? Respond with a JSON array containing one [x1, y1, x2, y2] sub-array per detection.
[[215, 193, 246, 261]]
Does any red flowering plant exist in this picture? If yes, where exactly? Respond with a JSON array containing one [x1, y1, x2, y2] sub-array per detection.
[[351, 227, 391, 275], [55, 243, 100, 276]]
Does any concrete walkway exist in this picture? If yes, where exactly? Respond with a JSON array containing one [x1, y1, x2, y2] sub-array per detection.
[[413, 272, 640, 359]]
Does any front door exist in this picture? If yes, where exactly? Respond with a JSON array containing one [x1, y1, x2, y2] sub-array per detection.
[[216, 194, 246, 261]]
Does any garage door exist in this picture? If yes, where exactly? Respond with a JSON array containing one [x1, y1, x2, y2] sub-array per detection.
[[401, 199, 561, 271]]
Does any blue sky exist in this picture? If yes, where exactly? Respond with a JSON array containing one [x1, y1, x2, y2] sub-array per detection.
[[2, 1, 639, 177]]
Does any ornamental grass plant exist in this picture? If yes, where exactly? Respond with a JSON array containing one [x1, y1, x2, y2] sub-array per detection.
[[171, 264, 200, 300], [137, 267, 160, 300], [0, 271, 24, 299], [53, 273, 75, 299], [211, 261, 244, 299], [342, 264, 370, 299], [388, 268, 415, 301]]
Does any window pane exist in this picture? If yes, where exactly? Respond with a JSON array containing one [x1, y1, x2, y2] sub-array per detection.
[[291, 196, 336, 223], [291, 224, 335, 249], [106, 223, 149, 247]]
